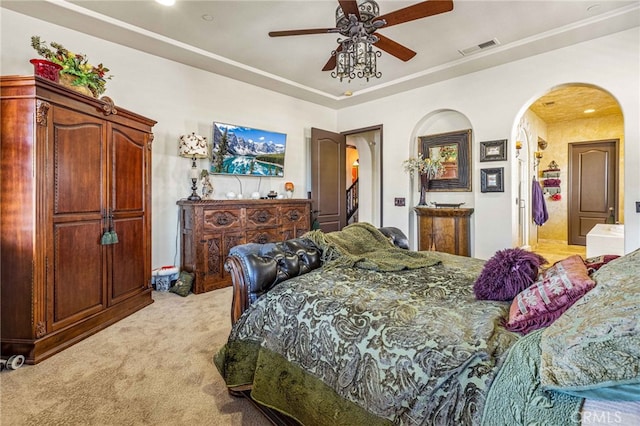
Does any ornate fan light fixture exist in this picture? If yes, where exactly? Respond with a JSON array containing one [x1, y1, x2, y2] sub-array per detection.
[[268, 0, 454, 83], [332, 4, 384, 81]]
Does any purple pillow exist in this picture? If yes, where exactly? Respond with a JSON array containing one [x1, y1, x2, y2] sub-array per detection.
[[474, 248, 547, 301], [506, 255, 595, 334]]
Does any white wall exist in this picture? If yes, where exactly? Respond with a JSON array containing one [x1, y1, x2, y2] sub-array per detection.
[[2, 9, 638, 264], [1, 9, 337, 269], [338, 28, 640, 259]]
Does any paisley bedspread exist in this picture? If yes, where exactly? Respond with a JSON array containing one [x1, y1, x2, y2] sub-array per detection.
[[215, 252, 519, 425]]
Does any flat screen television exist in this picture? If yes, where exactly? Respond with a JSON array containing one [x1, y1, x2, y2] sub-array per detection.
[[210, 122, 287, 177]]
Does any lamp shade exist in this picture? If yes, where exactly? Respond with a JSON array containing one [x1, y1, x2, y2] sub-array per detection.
[[179, 133, 208, 159]]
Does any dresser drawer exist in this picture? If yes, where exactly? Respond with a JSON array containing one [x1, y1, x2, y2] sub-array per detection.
[[203, 208, 242, 231], [246, 227, 281, 244], [281, 204, 309, 227], [246, 206, 278, 228]]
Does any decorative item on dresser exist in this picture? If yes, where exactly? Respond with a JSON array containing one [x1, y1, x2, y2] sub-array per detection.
[[1, 75, 156, 364], [403, 154, 444, 205], [179, 132, 208, 201], [177, 199, 312, 293], [414, 206, 474, 256]]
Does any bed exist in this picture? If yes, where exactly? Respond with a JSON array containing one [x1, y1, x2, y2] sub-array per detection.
[[214, 223, 640, 425]]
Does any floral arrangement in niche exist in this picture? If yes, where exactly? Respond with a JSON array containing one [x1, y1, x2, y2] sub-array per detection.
[[402, 153, 444, 179], [31, 36, 112, 97]]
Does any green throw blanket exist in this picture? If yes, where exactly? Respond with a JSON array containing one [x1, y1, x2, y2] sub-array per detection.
[[303, 222, 440, 271], [481, 329, 583, 426]]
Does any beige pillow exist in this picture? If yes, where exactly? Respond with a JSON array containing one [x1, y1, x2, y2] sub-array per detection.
[[539, 249, 640, 400]]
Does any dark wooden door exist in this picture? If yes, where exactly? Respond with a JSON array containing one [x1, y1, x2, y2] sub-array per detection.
[[568, 140, 618, 245], [310, 128, 346, 232]]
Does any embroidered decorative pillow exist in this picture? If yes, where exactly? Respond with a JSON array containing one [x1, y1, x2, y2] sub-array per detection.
[[473, 248, 547, 301], [583, 254, 620, 275], [506, 255, 595, 334], [169, 271, 194, 297], [540, 249, 640, 401]]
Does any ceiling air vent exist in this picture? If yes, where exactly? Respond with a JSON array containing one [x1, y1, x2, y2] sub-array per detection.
[[458, 38, 501, 57]]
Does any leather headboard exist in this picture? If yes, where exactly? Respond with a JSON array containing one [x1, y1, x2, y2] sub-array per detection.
[[225, 226, 409, 323], [228, 238, 321, 306], [378, 226, 410, 250]]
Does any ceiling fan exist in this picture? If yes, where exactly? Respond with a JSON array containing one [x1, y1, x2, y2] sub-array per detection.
[[268, 0, 454, 73]]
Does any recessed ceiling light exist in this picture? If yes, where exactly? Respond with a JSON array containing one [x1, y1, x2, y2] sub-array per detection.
[[202, 14, 214, 22], [155, 0, 175, 6], [584, 108, 596, 114], [343, 91, 353, 97]]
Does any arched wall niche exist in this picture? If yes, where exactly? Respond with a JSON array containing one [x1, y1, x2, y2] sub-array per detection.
[[407, 109, 474, 251], [510, 82, 624, 251]]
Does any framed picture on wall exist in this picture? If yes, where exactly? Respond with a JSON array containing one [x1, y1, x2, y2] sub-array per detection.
[[480, 167, 504, 192], [419, 129, 472, 192], [479, 139, 507, 162]]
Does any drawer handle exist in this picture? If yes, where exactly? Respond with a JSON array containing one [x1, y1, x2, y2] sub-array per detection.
[[257, 212, 268, 223], [217, 216, 229, 225], [257, 234, 269, 244], [288, 211, 300, 220]]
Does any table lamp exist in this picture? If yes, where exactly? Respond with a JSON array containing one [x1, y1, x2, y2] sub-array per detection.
[[179, 132, 208, 200]]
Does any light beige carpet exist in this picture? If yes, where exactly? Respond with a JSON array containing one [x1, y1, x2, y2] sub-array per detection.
[[0, 287, 270, 426]]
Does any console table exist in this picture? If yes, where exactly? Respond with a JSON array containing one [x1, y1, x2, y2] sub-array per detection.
[[414, 207, 474, 256], [177, 199, 311, 293]]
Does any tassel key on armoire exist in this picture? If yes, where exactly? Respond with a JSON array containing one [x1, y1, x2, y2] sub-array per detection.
[[100, 210, 119, 245]]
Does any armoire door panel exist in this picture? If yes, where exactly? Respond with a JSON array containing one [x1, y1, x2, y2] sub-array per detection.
[[52, 221, 104, 329], [112, 126, 145, 212], [52, 108, 105, 215], [110, 217, 146, 302]]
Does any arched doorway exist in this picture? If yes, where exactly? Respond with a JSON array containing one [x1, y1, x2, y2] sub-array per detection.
[[514, 83, 624, 254]]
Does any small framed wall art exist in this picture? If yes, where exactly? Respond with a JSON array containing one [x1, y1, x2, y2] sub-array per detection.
[[479, 139, 507, 162], [480, 167, 504, 192]]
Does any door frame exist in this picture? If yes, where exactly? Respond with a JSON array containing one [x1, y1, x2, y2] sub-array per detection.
[[342, 124, 383, 225]]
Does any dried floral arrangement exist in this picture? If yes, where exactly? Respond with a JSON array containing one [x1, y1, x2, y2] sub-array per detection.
[[31, 36, 112, 96]]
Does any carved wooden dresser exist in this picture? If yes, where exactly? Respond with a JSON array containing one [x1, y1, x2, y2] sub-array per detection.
[[177, 199, 312, 293]]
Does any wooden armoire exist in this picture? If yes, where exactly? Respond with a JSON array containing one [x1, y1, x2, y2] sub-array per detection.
[[1, 76, 156, 364]]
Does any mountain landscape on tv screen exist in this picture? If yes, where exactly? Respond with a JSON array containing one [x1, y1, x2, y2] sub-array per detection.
[[211, 123, 286, 176]]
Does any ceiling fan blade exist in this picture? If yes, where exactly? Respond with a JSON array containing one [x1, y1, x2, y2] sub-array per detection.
[[339, 0, 361, 20], [322, 44, 342, 71], [378, 0, 454, 28], [269, 28, 339, 37], [374, 34, 416, 62]]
